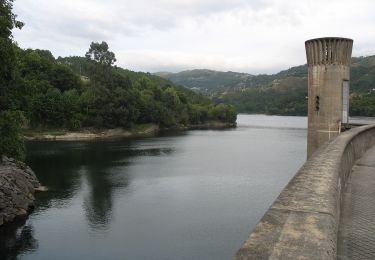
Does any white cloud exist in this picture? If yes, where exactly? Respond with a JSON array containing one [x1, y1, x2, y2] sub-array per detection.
[[12, 0, 375, 74]]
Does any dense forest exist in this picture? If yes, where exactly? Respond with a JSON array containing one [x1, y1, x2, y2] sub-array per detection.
[[9, 45, 236, 130], [160, 57, 375, 116], [0, 0, 236, 161]]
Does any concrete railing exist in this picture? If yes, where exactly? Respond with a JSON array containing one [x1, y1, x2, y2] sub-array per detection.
[[234, 124, 375, 260]]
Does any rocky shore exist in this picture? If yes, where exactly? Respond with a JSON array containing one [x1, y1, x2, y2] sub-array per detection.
[[24, 121, 236, 141], [179, 121, 237, 130], [24, 124, 160, 141], [0, 156, 42, 226]]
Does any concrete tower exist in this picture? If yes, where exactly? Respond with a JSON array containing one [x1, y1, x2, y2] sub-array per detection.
[[305, 37, 353, 158]]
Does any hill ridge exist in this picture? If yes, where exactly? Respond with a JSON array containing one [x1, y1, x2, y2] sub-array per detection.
[[156, 55, 375, 116]]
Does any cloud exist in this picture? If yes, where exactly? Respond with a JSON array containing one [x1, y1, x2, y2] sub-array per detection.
[[12, 0, 375, 74]]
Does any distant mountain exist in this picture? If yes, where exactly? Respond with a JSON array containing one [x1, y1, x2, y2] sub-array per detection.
[[156, 56, 375, 116], [155, 66, 307, 93], [156, 69, 254, 93]]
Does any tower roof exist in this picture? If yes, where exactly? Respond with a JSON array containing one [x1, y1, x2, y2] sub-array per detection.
[[305, 37, 353, 44], [305, 37, 353, 66]]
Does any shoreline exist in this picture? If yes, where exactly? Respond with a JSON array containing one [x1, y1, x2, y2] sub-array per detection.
[[24, 121, 236, 141]]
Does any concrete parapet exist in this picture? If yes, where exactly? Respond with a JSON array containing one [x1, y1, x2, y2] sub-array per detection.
[[234, 124, 375, 259]]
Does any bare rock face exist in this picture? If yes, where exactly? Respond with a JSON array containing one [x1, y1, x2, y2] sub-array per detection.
[[0, 156, 41, 226]]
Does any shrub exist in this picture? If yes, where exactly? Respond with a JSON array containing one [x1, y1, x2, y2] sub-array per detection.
[[0, 110, 26, 161]]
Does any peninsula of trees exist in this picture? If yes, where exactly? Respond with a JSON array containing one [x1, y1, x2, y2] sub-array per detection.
[[1, 43, 236, 157], [14, 43, 236, 129], [0, 1, 236, 161]]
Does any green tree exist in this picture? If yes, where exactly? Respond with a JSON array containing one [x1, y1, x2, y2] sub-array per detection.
[[188, 104, 208, 124], [0, 110, 26, 161], [85, 41, 116, 66], [208, 104, 237, 123], [4, 39, 238, 134], [162, 87, 180, 109], [85, 41, 117, 91], [62, 89, 82, 130], [0, 0, 23, 109], [30, 88, 64, 127], [0, 0, 26, 161], [50, 64, 81, 92], [0, 0, 23, 39]]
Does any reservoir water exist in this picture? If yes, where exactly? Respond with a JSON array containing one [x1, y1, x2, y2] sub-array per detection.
[[0, 115, 307, 260]]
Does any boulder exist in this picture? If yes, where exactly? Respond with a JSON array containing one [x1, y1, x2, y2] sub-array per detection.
[[0, 156, 41, 226]]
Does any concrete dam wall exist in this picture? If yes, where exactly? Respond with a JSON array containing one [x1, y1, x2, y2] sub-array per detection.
[[234, 124, 375, 259]]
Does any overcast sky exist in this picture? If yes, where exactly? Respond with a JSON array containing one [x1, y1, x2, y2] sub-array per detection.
[[12, 0, 375, 74]]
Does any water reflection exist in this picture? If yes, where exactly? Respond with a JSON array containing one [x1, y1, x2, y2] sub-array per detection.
[[25, 141, 85, 208], [0, 115, 307, 260], [0, 138, 178, 258], [82, 159, 131, 231], [83, 174, 115, 230], [0, 218, 38, 260], [26, 139, 175, 231]]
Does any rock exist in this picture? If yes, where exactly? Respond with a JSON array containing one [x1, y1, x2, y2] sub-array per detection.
[[0, 156, 42, 226], [35, 186, 48, 192], [16, 208, 27, 216], [4, 213, 15, 222]]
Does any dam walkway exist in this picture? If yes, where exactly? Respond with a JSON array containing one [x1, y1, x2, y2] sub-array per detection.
[[338, 145, 375, 259], [234, 124, 375, 260]]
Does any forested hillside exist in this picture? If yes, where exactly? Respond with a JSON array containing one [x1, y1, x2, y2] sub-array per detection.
[[155, 70, 252, 92], [1, 43, 237, 161], [159, 56, 375, 116], [1, 0, 237, 161], [5, 43, 237, 132]]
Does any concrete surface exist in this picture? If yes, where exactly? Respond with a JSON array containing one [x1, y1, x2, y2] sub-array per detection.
[[305, 37, 353, 158], [338, 146, 375, 259], [234, 125, 375, 260]]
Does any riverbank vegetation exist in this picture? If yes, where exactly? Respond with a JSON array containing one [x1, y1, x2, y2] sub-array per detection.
[[9, 44, 236, 131], [0, 0, 236, 161]]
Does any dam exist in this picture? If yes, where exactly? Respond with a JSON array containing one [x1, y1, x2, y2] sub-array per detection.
[[234, 123, 375, 259], [234, 37, 375, 259]]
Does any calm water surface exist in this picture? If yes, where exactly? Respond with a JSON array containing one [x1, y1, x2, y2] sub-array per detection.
[[0, 114, 307, 260]]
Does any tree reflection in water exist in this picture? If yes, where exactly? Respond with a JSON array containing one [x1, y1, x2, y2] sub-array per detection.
[[0, 138, 176, 258], [80, 141, 172, 231], [0, 218, 38, 260]]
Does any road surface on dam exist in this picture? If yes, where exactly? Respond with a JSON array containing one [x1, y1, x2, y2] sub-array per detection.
[[338, 145, 375, 260]]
